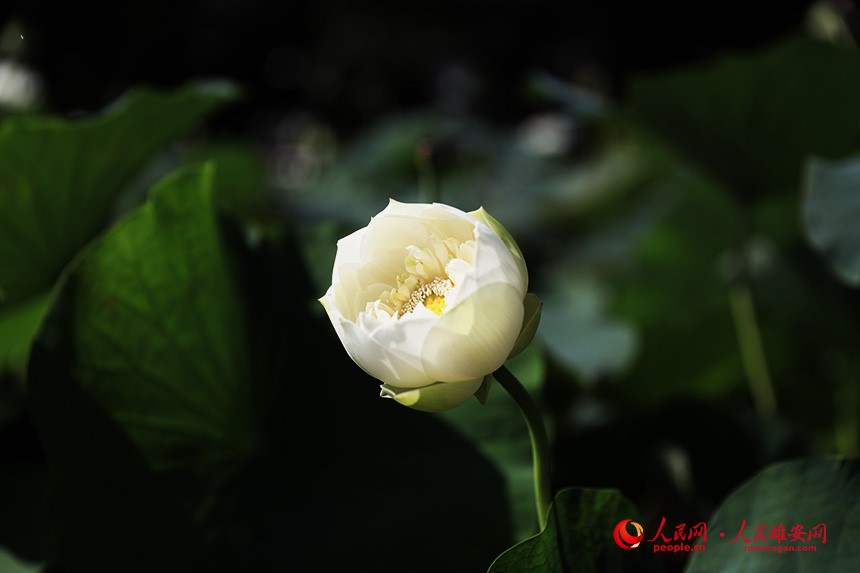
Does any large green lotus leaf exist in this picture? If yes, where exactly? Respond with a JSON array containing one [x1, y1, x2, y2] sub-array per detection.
[[28, 163, 252, 473], [627, 36, 860, 194], [0, 294, 48, 371], [685, 458, 860, 572], [803, 155, 860, 286], [488, 487, 662, 573], [0, 83, 235, 376], [0, 82, 236, 305]]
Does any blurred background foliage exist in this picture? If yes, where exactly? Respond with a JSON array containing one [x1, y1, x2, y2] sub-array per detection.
[[2, 0, 860, 572]]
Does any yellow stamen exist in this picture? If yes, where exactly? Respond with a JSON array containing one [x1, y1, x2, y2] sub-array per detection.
[[424, 294, 446, 316], [399, 277, 453, 317]]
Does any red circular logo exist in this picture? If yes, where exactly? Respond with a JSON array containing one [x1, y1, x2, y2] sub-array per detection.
[[613, 519, 644, 550]]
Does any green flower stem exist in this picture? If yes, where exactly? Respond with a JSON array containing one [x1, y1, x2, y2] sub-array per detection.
[[728, 283, 777, 420], [493, 364, 552, 530]]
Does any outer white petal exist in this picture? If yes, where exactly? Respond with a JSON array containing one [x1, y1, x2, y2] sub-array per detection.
[[320, 289, 438, 388], [383, 199, 477, 231], [468, 206, 529, 293], [380, 378, 484, 412], [330, 226, 367, 284], [412, 218, 526, 382], [422, 282, 524, 381], [447, 223, 526, 311], [378, 198, 432, 217], [359, 201, 475, 261], [358, 309, 439, 388]]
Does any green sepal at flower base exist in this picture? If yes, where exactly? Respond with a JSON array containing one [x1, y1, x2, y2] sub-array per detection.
[[380, 378, 485, 412], [509, 292, 542, 359]]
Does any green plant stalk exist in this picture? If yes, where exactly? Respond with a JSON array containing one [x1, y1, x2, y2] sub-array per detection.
[[728, 283, 777, 420], [493, 364, 552, 530]]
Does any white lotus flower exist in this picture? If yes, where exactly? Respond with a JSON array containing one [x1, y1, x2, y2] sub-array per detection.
[[319, 200, 538, 412]]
